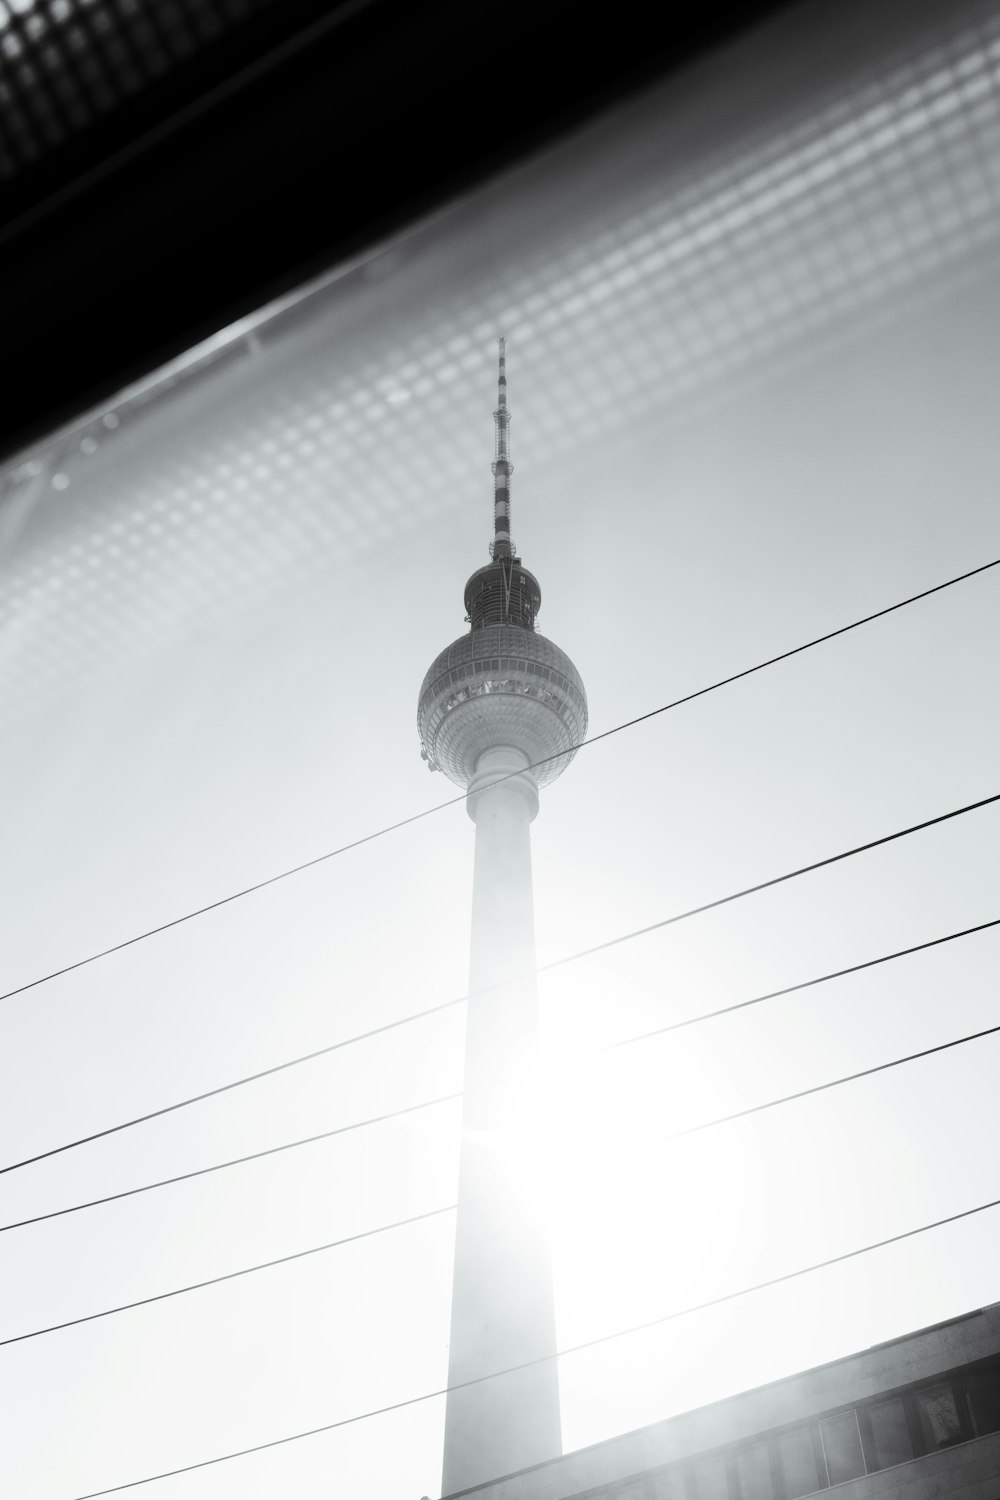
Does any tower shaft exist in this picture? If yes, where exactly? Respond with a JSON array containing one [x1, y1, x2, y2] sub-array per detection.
[[441, 747, 561, 1496], [418, 342, 585, 1496]]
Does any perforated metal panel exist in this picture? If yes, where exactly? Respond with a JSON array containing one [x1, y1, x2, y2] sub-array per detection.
[[1, 0, 999, 720], [0, 0, 269, 178]]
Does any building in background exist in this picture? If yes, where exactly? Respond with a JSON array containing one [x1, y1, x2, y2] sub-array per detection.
[[452, 1306, 1000, 1500]]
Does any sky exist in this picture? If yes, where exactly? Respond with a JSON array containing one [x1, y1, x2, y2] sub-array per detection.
[[1, 1, 1000, 1497]]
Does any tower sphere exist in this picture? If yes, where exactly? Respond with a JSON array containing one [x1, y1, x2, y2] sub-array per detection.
[[417, 338, 588, 790], [417, 622, 588, 790]]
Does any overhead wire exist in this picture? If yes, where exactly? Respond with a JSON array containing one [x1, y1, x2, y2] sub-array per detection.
[[0, 1092, 463, 1235], [600, 914, 1000, 1053], [3, 790, 996, 1180], [67, 1192, 1000, 1499], [5, 1004, 999, 1340], [3, 565, 997, 1491], [0, 1200, 458, 1352], [2, 915, 998, 1235], [665, 1017, 1000, 1143], [2, 554, 997, 1011]]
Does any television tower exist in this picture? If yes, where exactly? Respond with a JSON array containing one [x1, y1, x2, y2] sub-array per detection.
[[417, 340, 588, 1495]]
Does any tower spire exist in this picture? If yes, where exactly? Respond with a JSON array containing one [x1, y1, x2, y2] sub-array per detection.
[[491, 336, 513, 558]]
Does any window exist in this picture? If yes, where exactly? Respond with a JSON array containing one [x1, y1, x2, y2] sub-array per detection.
[[965, 1367, 1000, 1437], [863, 1396, 914, 1470], [775, 1426, 825, 1498], [913, 1382, 963, 1450], [691, 1454, 729, 1499], [734, 1439, 775, 1499], [647, 1469, 686, 1500], [820, 1411, 866, 1484]]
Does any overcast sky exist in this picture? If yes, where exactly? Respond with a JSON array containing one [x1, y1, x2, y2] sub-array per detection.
[[2, 2, 1000, 1497]]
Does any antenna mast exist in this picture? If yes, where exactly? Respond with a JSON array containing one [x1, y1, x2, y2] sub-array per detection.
[[491, 336, 513, 559]]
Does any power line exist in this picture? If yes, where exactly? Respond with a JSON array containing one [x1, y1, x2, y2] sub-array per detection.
[[601, 915, 1000, 1052], [533, 791, 998, 977], [0, 994, 468, 1178], [6, 1012, 999, 1338], [0, 1093, 463, 1235], [3, 555, 996, 1012], [4, 916, 997, 1236], [668, 1018, 1000, 1142], [68, 1192, 1000, 1499], [3, 791, 996, 1179], [0, 1202, 458, 1351]]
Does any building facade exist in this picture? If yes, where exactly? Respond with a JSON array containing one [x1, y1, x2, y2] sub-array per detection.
[[443, 1306, 1000, 1500]]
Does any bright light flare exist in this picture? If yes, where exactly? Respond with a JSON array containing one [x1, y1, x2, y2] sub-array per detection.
[[531, 957, 772, 1443]]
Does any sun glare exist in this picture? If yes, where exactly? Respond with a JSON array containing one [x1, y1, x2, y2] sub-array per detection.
[[531, 959, 770, 1442]]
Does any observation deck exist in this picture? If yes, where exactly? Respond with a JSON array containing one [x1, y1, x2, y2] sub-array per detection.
[[417, 619, 587, 789]]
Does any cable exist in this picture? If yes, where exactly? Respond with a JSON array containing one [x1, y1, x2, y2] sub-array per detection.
[[533, 791, 998, 977], [0, 1092, 463, 1235], [68, 1192, 1000, 1498], [4, 791, 996, 1179], [0, 1202, 459, 1351], [0, 993, 468, 1178], [666, 1018, 1000, 1142], [3, 555, 996, 1011], [601, 915, 1000, 1052], [6, 1011, 999, 1337], [4, 917, 997, 1235]]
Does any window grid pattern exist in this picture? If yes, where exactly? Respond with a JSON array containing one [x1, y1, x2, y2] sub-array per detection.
[[0, 0, 265, 177], [1, 3, 999, 717], [585, 1357, 1000, 1500]]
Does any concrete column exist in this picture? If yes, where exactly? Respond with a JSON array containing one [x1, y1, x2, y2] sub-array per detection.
[[441, 747, 562, 1496]]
